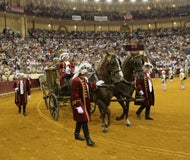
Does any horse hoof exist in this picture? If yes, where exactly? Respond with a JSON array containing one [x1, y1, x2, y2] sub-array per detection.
[[126, 123, 131, 127], [126, 119, 131, 127], [102, 129, 108, 133], [105, 123, 110, 128], [116, 116, 123, 121]]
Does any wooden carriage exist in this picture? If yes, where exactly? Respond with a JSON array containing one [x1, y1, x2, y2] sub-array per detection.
[[41, 67, 96, 121], [41, 67, 71, 120]]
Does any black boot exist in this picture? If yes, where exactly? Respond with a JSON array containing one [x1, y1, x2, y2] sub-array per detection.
[[145, 117, 154, 120], [23, 105, 27, 116], [75, 134, 85, 141], [136, 105, 145, 119], [136, 111, 141, 119], [145, 106, 153, 120], [74, 122, 85, 141], [82, 122, 95, 146], [18, 106, 21, 114], [86, 136, 95, 146]]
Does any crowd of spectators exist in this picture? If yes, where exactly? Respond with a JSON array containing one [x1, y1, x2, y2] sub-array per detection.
[[1, 2, 190, 21], [24, 3, 190, 20], [131, 5, 190, 20], [138, 27, 190, 71], [0, 27, 190, 82], [0, 30, 128, 82]]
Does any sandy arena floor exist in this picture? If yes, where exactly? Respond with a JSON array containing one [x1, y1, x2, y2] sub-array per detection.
[[0, 77, 190, 160]]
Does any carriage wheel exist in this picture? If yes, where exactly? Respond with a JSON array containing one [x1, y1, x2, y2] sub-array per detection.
[[49, 94, 59, 121], [42, 83, 49, 109], [90, 102, 96, 114]]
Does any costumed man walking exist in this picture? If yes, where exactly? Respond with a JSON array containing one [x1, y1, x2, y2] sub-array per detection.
[[13, 73, 31, 116], [179, 68, 186, 90], [168, 67, 174, 82], [71, 62, 104, 146], [58, 51, 75, 87], [135, 62, 155, 120], [161, 70, 167, 91]]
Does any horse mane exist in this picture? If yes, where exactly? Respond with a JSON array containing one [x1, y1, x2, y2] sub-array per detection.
[[122, 51, 140, 70], [122, 52, 131, 70], [122, 51, 140, 80], [96, 51, 113, 71]]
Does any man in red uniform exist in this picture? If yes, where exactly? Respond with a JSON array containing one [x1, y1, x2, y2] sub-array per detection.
[[71, 62, 104, 146], [58, 52, 75, 86], [14, 73, 31, 116], [135, 62, 155, 120]]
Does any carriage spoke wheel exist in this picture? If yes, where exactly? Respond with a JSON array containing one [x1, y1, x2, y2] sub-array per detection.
[[90, 102, 96, 114], [49, 94, 59, 121], [42, 83, 49, 109]]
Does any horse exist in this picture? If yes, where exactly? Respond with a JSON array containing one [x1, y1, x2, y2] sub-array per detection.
[[114, 50, 144, 126], [89, 51, 124, 133]]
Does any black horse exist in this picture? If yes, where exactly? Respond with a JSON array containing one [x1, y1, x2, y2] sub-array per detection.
[[89, 51, 124, 133], [114, 50, 144, 126]]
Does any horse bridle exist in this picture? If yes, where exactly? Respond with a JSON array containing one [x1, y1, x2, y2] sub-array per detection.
[[90, 57, 123, 85], [131, 54, 143, 73], [121, 54, 143, 89], [93, 69, 123, 83]]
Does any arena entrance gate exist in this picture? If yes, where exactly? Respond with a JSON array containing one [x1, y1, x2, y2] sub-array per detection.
[[120, 24, 130, 32], [57, 25, 68, 32]]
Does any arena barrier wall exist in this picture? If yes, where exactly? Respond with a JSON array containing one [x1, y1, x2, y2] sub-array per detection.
[[0, 79, 40, 95]]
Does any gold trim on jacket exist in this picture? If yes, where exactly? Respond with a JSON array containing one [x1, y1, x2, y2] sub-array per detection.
[[79, 77, 90, 121]]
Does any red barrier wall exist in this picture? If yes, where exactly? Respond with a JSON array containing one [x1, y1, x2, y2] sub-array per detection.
[[0, 79, 40, 95]]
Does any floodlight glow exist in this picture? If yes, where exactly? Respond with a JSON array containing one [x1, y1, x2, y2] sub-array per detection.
[[172, 4, 176, 8], [130, 0, 136, 3], [94, 0, 100, 2], [142, 0, 148, 3], [106, 0, 112, 3]]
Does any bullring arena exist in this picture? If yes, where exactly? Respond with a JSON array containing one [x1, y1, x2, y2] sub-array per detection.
[[1, 77, 190, 160], [1, 0, 190, 160]]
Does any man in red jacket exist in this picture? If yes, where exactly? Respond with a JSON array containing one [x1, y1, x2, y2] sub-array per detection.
[[13, 73, 31, 116], [58, 52, 75, 87], [71, 62, 104, 146], [135, 62, 155, 120]]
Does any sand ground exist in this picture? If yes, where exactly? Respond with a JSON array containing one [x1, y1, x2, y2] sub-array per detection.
[[0, 77, 190, 160]]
